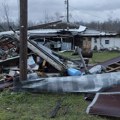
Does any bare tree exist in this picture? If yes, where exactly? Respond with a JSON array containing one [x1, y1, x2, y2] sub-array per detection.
[[44, 10, 50, 23], [55, 12, 61, 21], [2, 1, 10, 30]]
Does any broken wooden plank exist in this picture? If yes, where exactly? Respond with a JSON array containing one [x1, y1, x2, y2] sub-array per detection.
[[107, 66, 120, 72], [49, 99, 62, 118]]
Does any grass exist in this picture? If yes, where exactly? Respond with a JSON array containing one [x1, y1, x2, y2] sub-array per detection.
[[0, 51, 120, 120], [91, 51, 120, 63], [59, 51, 120, 63], [1, 91, 119, 120]]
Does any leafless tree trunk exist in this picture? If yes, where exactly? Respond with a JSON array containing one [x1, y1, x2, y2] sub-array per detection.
[[2, 2, 10, 30]]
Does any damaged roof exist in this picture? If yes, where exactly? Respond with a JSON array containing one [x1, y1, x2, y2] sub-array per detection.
[[80, 28, 118, 36]]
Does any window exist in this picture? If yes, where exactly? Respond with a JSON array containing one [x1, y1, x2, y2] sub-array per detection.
[[105, 40, 109, 44]]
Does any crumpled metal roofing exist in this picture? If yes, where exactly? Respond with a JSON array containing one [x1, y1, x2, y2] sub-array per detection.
[[0, 25, 86, 36], [21, 71, 120, 93], [86, 92, 120, 117]]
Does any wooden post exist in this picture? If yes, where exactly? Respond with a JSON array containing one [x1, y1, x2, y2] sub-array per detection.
[[19, 0, 28, 81]]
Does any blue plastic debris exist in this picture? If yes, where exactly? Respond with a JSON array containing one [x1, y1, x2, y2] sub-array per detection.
[[67, 68, 81, 76]]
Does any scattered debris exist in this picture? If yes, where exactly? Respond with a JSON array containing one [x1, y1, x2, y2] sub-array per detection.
[[49, 99, 62, 118], [0, 79, 13, 91], [89, 65, 106, 74], [0, 27, 120, 118], [67, 68, 82, 76], [99, 56, 120, 72]]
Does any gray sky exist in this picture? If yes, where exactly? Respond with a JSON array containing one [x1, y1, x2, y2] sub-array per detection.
[[0, 0, 120, 23]]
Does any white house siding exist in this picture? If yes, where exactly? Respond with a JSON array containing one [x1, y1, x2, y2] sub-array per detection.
[[91, 37, 120, 50]]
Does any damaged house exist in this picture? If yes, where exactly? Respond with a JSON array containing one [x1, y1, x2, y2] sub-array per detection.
[[79, 28, 120, 51], [28, 23, 87, 51], [28, 23, 120, 52]]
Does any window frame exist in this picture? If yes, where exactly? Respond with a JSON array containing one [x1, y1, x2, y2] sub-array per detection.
[[105, 40, 109, 44]]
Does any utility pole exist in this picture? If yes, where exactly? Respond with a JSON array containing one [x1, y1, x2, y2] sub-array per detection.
[[65, 0, 69, 23], [67, 0, 69, 23], [19, 0, 28, 81]]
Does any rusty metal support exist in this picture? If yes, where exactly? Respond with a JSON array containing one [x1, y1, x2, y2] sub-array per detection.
[[19, 0, 28, 81], [77, 47, 89, 74]]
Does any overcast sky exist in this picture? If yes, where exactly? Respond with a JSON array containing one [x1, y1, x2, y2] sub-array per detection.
[[0, 0, 120, 23]]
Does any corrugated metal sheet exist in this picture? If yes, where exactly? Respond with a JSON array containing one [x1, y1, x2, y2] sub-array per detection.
[[21, 71, 120, 93], [86, 92, 120, 117]]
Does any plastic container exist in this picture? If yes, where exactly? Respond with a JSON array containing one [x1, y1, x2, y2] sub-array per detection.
[[67, 68, 82, 76]]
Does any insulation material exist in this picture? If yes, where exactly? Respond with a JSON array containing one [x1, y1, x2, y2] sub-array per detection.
[[27, 56, 39, 71]]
